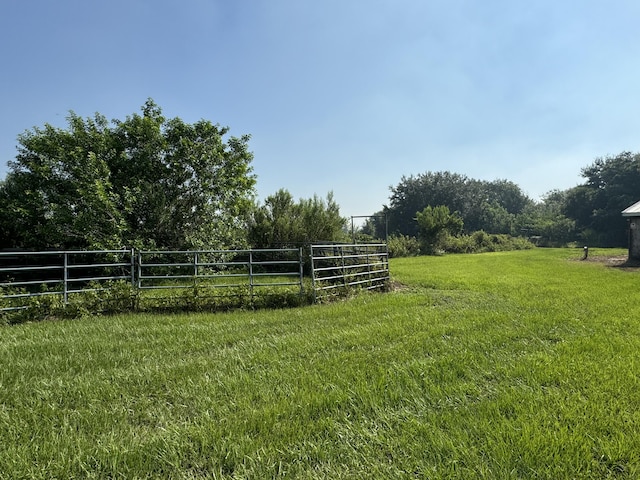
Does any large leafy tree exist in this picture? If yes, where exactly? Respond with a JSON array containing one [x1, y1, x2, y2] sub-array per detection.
[[383, 171, 532, 237], [385, 172, 469, 237], [1, 100, 255, 250]]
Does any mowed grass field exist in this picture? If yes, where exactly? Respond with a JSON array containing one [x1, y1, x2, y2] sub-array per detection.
[[1, 248, 640, 479]]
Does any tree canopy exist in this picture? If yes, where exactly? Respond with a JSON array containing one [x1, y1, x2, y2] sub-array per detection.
[[0, 100, 256, 250], [373, 153, 639, 249], [378, 172, 532, 238]]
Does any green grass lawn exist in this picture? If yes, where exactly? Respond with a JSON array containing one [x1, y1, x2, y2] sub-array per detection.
[[2, 248, 640, 479]]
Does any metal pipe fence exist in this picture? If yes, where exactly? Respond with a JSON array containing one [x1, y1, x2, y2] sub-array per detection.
[[1, 245, 388, 313], [0, 250, 134, 312], [310, 243, 389, 301], [0, 248, 305, 312]]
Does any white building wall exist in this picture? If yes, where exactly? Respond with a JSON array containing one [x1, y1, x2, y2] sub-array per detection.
[[630, 218, 640, 260]]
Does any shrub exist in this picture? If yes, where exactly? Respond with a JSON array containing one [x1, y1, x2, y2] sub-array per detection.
[[416, 205, 464, 254], [387, 234, 421, 258], [440, 231, 535, 254]]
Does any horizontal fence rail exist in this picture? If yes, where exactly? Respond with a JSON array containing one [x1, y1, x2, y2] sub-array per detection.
[[310, 243, 389, 301]]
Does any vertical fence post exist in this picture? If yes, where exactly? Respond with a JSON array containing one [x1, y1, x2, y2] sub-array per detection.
[[137, 251, 142, 290], [384, 243, 389, 274], [249, 250, 254, 299], [310, 246, 317, 303], [194, 252, 199, 289], [130, 248, 136, 289], [63, 252, 69, 305], [341, 246, 346, 288], [367, 247, 372, 288], [298, 247, 304, 297]]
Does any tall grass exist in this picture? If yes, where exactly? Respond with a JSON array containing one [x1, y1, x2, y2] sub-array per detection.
[[1, 248, 639, 478]]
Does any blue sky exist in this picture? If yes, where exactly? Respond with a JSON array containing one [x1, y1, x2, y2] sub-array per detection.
[[2, 1, 640, 221]]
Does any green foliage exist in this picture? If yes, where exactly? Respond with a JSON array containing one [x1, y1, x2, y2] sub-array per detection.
[[0, 175, 23, 249], [440, 230, 535, 253], [143, 283, 313, 313], [415, 205, 464, 254], [479, 200, 515, 234], [516, 190, 577, 246], [387, 234, 421, 258], [377, 170, 585, 248], [1, 281, 138, 324], [248, 189, 347, 248], [1, 280, 313, 324], [1, 100, 256, 250], [379, 171, 583, 247], [3, 115, 126, 249], [385, 172, 532, 237]]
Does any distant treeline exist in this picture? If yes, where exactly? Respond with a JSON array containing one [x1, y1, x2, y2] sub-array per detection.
[[363, 153, 640, 249]]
